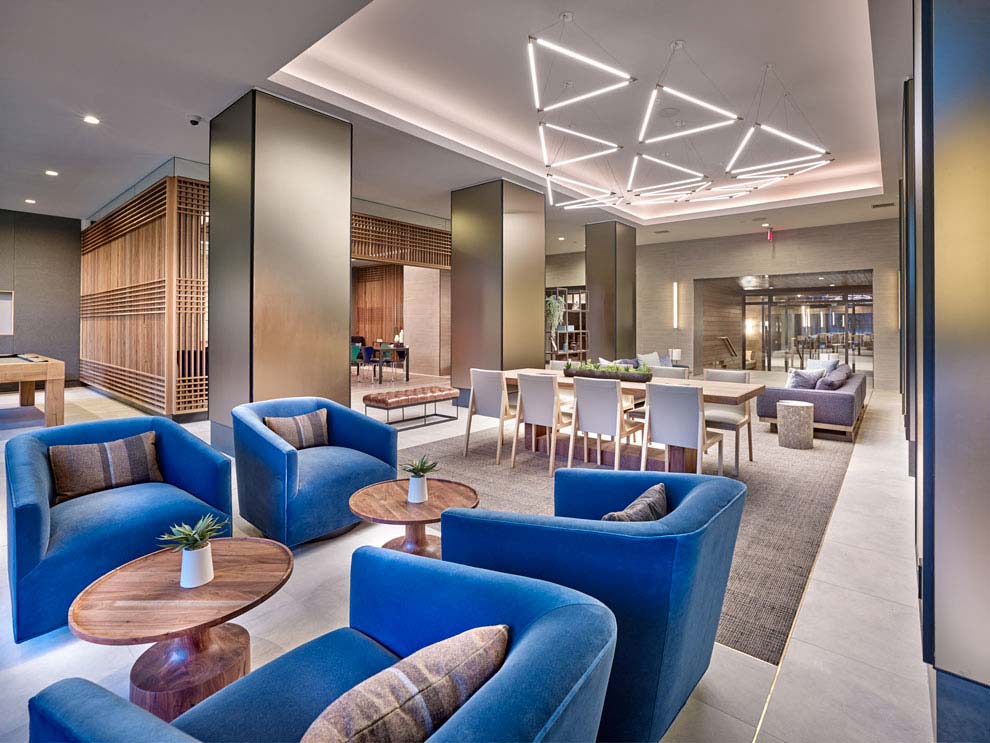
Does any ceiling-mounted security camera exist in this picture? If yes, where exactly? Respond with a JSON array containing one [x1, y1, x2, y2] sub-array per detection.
[[187, 114, 204, 127]]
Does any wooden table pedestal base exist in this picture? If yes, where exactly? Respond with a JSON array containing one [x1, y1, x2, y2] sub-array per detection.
[[130, 623, 250, 721], [383, 524, 442, 559]]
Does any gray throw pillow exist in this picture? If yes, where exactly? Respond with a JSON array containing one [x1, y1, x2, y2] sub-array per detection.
[[816, 368, 849, 391], [602, 483, 667, 522], [807, 358, 839, 374], [785, 368, 825, 390]]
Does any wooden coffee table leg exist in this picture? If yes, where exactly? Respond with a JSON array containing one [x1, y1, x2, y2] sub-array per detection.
[[383, 523, 442, 559], [130, 623, 250, 721]]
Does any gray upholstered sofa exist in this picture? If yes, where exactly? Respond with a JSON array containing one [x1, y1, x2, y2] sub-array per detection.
[[756, 369, 868, 441]]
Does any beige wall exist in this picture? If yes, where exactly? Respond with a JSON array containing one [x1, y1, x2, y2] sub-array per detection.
[[698, 281, 745, 369], [636, 219, 900, 389], [545, 251, 585, 287], [402, 265, 442, 376]]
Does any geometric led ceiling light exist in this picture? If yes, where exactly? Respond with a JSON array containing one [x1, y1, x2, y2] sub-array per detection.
[[638, 84, 740, 143], [539, 122, 622, 168], [626, 152, 705, 195], [527, 35, 634, 113]]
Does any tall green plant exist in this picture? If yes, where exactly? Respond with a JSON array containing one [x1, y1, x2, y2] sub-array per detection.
[[545, 294, 566, 351]]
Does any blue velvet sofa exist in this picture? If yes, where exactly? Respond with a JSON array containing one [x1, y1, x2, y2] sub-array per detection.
[[231, 397, 397, 547], [29, 547, 617, 743], [441, 469, 747, 743], [6, 417, 231, 643]]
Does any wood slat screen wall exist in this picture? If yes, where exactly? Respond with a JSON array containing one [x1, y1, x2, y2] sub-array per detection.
[[80, 176, 209, 415], [351, 212, 451, 269], [352, 264, 403, 345]]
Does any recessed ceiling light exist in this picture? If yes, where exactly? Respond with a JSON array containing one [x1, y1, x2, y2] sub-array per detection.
[[830, 283, 836, 287], [761, 223, 770, 227], [83, 114, 100, 125], [44, 169, 58, 177], [557, 236, 565, 241], [769, 286, 774, 289], [818, 276, 825, 280], [24, 199, 36, 204], [797, 294, 803, 297]]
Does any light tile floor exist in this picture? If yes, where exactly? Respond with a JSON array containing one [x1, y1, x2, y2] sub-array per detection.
[[0, 375, 929, 742]]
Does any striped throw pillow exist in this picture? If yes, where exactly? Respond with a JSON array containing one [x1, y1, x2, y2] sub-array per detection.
[[263, 408, 329, 450], [301, 625, 509, 743], [49, 431, 164, 504]]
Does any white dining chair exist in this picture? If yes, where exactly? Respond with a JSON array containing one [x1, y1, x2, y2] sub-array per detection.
[[548, 360, 568, 370], [511, 373, 572, 474], [567, 377, 643, 471], [639, 383, 724, 475], [464, 369, 515, 464], [650, 365, 690, 380], [702, 369, 753, 477]]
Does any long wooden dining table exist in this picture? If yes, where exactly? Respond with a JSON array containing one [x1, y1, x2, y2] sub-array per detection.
[[502, 368, 765, 473]]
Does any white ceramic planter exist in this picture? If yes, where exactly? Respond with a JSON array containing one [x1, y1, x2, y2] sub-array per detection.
[[407, 476, 429, 504], [180, 543, 215, 588]]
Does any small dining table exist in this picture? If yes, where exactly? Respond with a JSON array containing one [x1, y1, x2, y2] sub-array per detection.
[[502, 368, 765, 473], [362, 345, 411, 383]]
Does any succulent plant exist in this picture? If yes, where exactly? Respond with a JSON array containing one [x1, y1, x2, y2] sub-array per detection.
[[401, 455, 439, 478], [158, 513, 228, 552]]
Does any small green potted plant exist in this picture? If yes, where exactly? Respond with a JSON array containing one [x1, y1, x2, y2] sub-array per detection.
[[401, 455, 439, 504], [158, 513, 228, 588]]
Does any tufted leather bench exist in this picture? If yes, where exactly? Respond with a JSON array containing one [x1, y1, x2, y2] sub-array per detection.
[[363, 386, 460, 428]]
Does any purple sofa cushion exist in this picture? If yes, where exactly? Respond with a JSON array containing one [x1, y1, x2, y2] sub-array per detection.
[[815, 368, 849, 391], [786, 368, 824, 389]]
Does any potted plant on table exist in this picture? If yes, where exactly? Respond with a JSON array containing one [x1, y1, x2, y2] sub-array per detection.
[[401, 455, 439, 504], [158, 513, 228, 589]]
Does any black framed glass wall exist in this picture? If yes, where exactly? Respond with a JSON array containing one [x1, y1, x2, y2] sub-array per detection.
[[742, 285, 874, 374]]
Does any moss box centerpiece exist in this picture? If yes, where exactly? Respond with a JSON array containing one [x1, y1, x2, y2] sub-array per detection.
[[563, 361, 653, 383]]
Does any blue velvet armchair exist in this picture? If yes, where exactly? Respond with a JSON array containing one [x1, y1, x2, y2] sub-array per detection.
[[29, 546, 618, 743], [441, 469, 747, 743], [231, 397, 397, 547], [6, 417, 231, 643]]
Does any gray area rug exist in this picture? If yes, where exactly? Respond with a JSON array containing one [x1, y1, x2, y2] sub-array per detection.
[[401, 421, 854, 665]]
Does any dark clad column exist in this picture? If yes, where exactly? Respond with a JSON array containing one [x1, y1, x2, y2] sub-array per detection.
[[208, 91, 352, 454], [450, 179, 545, 398], [586, 221, 636, 360]]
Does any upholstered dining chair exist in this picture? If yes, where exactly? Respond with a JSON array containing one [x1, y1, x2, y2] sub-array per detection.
[[567, 377, 642, 470], [702, 368, 753, 477], [512, 373, 573, 474], [30, 548, 618, 743], [464, 369, 515, 464], [640, 382, 724, 476], [649, 364, 690, 380], [441, 469, 747, 743]]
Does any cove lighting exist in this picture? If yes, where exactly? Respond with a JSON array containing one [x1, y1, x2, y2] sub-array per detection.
[[644, 119, 735, 144], [640, 154, 704, 177], [724, 126, 754, 172], [24, 199, 36, 204], [756, 123, 827, 154], [731, 154, 821, 174], [44, 170, 58, 177], [82, 114, 100, 125], [542, 81, 631, 112], [553, 147, 620, 167], [534, 37, 632, 80]]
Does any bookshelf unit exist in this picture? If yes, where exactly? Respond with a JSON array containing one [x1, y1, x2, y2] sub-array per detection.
[[545, 286, 588, 363]]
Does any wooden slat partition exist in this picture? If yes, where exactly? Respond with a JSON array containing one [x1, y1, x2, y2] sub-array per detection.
[[80, 176, 209, 415], [351, 264, 403, 345], [351, 212, 451, 269]]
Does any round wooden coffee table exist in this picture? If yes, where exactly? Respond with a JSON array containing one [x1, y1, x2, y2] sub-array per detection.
[[69, 537, 293, 722], [349, 479, 479, 559]]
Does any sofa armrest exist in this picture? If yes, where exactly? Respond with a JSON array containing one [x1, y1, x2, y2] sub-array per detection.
[[324, 401, 397, 469], [231, 405, 298, 490], [153, 419, 232, 516], [29, 678, 198, 742], [553, 469, 716, 519], [5, 435, 52, 580], [756, 386, 857, 427]]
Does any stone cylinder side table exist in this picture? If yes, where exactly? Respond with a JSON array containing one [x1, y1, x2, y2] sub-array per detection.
[[777, 400, 814, 449]]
